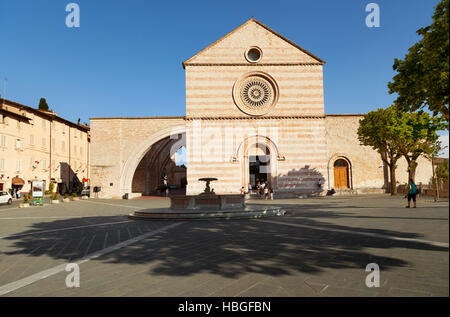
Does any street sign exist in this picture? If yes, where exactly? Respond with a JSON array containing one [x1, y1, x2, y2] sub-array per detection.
[[31, 180, 44, 206]]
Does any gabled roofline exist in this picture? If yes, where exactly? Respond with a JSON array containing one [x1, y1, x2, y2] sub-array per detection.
[[1, 98, 90, 132], [182, 17, 325, 68], [90, 116, 186, 120]]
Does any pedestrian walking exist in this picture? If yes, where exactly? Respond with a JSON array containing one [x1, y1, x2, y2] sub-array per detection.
[[406, 178, 418, 208]]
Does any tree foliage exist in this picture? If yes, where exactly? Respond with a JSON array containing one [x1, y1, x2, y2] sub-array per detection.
[[394, 110, 443, 181], [38, 97, 49, 111], [388, 0, 449, 122], [358, 106, 444, 192], [358, 107, 403, 194], [436, 160, 449, 182]]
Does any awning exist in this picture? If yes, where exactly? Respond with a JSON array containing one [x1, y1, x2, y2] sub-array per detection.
[[12, 177, 25, 185]]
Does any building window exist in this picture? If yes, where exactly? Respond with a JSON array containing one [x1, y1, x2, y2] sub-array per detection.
[[51, 138, 55, 148], [42, 159, 47, 170], [245, 46, 263, 63], [62, 141, 65, 153], [74, 145, 77, 156], [15, 160, 21, 172], [30, 135, 34, 146], [0, 158, 5, 171], [42, 118, 46, 130], [15, 139, 23, 151], [0, 135, 6, 147], [42, 137, 46, 148], [232, 72, 279, 116]]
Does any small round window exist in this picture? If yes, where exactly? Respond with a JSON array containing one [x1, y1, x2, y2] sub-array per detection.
[[245, 47, 262, 63]]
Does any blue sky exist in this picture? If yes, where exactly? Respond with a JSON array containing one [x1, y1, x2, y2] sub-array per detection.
[[0, 0, 447, 155]]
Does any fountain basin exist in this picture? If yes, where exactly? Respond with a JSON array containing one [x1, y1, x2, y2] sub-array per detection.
[[170, 194, 244, 210], [128, 205, 286, 221]]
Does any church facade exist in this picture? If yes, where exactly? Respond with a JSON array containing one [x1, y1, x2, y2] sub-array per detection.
[[89, 18, 433, 199]]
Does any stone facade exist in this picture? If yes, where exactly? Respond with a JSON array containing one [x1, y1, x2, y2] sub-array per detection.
[[325, 114, 433, 193], [89, 18, 433, 199], [0, 98, 90, 194], [89, 117, 185, 198]]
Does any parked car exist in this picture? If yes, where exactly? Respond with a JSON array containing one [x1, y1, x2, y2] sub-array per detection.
[[0, 191, 13, 205], [81, 186, 90, 197]]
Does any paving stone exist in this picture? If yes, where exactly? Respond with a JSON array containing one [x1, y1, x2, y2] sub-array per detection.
[[0, 196, 447, 297]]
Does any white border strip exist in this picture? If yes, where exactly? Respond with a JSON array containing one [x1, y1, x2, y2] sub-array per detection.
[[0, 220, 134, 239], [258, 219, 449, 248]]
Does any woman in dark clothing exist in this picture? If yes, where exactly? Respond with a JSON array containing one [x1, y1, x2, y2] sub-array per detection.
[[406, 179, 417, 208]]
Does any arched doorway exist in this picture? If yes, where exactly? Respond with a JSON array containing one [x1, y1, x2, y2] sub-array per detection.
[[131, 137, 186, 196], [333, 159, 350, 189], [248, 143, 271, 189], [119, 125, 186, 197], [237, 135, 279, 190]]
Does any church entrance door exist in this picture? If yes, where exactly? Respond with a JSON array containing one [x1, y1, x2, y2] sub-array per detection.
[[249, 155, 270, 189], [334, 159, 349, 189]]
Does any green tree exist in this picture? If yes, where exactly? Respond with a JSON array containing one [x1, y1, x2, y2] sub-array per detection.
[[358, 107, 403, 195], [436, 160, 449, 183], [388, 0, 449, 122], [395, 111, 443, 181], [38, 97, 49, 111]]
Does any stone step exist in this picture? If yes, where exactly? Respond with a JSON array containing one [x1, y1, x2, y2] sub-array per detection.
[[129, 208, 286, 221], [333, 189, 358, 196]]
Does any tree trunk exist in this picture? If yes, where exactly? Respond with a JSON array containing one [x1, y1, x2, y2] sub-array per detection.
[[389, 163, 397, 195], [408, 160, 418, 182]]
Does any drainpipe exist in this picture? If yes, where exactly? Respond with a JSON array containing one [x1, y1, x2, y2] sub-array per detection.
[[68, 126, 71, 192], [49, 120, 52, 186], [87, 132, 89, 182]]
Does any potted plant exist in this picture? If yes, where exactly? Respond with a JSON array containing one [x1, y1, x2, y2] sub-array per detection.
[[19, 194, 30, 208], [51, 193, 59, 204], [48, 182, 55, 194], [71, 192, 79, 201], [62, 193, 70, 203]]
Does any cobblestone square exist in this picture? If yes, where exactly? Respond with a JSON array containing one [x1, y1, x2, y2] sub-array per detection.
[[0, 195, 448, 297]]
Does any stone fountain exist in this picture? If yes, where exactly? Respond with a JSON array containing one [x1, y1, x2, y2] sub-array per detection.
[[128, 178, 285, 220], [170, 178, 244, 210]]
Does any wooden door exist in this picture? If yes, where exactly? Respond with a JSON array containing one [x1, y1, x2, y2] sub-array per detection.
[[334, 166, 348, 189]]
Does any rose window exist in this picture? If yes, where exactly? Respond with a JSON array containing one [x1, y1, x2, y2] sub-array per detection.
[[233, 72, 279, 116]]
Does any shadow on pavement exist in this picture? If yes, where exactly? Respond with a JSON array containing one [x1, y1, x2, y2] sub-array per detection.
[[2, 209, 448, 278]]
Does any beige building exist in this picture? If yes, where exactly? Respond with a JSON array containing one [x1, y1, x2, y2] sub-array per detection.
[[90, 18, 434, 199], [0, 98, 90, 195]]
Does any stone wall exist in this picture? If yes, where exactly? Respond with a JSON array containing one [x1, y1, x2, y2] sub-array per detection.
[[185, 117, 328, 195], [325, 115, 434, 192], [0, 99, 89, 194], [185, 19, 324, 119], [89, 117, 185, 198]]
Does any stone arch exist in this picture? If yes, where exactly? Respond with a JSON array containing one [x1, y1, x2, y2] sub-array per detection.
[[327, 154, 353, 190], [120, 125, 186, 196], [236, 135, 280, 189]]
